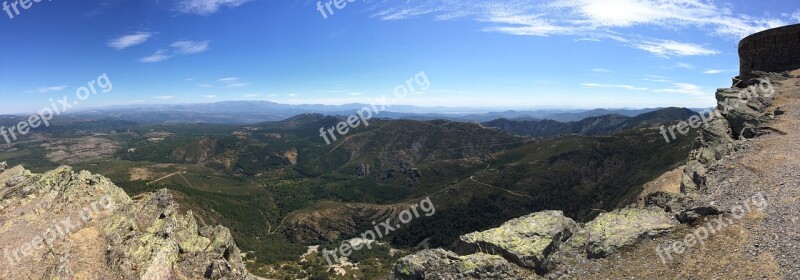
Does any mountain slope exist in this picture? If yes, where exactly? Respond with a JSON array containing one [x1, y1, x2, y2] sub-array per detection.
[[484, 107, 698, 138], [390, 71, 799, 279]]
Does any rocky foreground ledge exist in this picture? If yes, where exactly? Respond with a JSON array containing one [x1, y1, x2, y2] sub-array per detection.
[[0, 164, 257, 279], [390, 71, 796, 280]]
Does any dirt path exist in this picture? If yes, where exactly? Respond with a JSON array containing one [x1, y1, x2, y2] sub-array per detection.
[[469, 176, 533, 198], [146, 171, 184, 186]]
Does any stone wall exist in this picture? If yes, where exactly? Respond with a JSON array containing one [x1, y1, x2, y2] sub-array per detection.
[[739, 24, 800, 82]]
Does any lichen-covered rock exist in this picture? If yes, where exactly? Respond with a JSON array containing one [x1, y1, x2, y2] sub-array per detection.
[[390, 249, 539, 280], [644, 191, 722, 223], [0, 165, 257, 280], [585, 207, 678, 258], [541, 227, 589, 277], [456, 210, 577, 273]]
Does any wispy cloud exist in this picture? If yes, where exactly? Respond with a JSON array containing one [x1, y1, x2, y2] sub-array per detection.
[[582, 83, 648, 91], [176, 0, 250, 15], [791, 10, 800, 22], [140, 50, 171, 63], [36, 85, 68, 93], [654, 83, 709, 96], [108, 32, 152, 50], [634, 40, 719, 57], [199, 94, 217, 98], [591, 68, 612, 73], [243, 94, 260, 98], [139, 40, 210, 63], [365, 0, 784, 56], [675, 62, 695, 70], [217, 77, 249, 88], [373, 7, 441, 21], [703, 69, 734, 74], [154, 96, 175, 100], [171, 40, 210, 54]]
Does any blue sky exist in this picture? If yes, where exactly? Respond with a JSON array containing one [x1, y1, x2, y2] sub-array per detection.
[[0, 0, 798, 113]]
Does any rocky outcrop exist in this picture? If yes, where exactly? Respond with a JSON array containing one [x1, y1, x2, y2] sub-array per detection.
[[0, 164, 256, 279], [391, 207, 677, 278], [681, 72, 783, 193], [390, 249, 539, 280], [455, 211, 577, 273], [585, 208, 678, 258]]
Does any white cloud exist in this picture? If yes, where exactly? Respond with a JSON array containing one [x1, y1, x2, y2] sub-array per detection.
[[243, 94, 260, 98], [199, 95, 217, 98], [551, 0, 786, 39], [139, 40, 210, 63], [675, 62, 695, 70], [171, 40, 210, 54], [154, 96, 175, 100], [373, 7, 441, 21], [582, 83, 649, 91], [634, 40, 720, 57], [217, 77, 249, 88], [703, 69, 739, 74], [654, 83, 709, 96], [140, 50, 171, 63], [176, 0, 249, 15], [365, 0, 785, 56], [348, 92, 363, 96], [591, 68, 612, 73], [108, 32, 152, 50], [36, 85, 68, 93], [287, 94, 298, 97], [792, 10, 800, 21]]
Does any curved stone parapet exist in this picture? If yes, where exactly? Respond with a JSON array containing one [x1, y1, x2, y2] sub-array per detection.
[[739, 24, 800, 82]]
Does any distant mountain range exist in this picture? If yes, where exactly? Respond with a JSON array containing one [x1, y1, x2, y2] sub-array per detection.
[[484, 107, 699, 138], [51, 101, 707, 124]]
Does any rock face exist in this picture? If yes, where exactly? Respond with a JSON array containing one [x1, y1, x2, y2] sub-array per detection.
[[681, 72, 781, 193], [390, 249, 539, 280], [455, 211, 577, 273], [738, 24, 800, 82], [0, 164, 255, 279], [585, 208, 678, 258], [391, 208, 675, 279]]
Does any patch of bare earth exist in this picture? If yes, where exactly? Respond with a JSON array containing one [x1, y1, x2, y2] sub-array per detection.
[[637, 166, 683, 207], [129, 167, 152, 181], [42, 136, 120, 164]]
